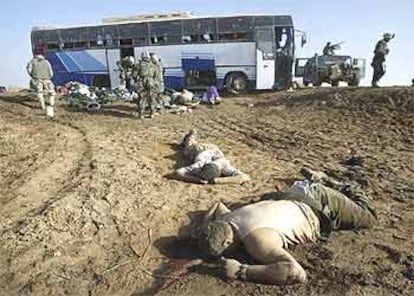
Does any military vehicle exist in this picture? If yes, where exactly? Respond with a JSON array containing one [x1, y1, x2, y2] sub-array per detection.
[[295, 55, 365, 87]]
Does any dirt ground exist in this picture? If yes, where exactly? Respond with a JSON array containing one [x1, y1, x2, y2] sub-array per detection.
[[0, 87, 413, 296]]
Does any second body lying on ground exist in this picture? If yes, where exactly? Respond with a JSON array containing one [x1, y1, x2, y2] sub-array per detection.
[[174, 129, 250, 185]]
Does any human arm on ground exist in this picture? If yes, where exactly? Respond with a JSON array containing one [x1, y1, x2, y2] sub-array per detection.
[[212, 162, 250, 185], [212, 173, 250, 185], [220, 228, 307, 285], [174, 168, 208, 184]]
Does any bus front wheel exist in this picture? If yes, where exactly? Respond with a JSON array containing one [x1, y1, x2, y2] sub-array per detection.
[[225, 72, 248, 94]]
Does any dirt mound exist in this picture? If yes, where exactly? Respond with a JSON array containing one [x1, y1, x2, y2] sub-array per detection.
[[257, 87, 414, 115], [0, 88, 413, 296]]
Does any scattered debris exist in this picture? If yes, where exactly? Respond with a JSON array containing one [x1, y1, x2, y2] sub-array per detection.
[[141, 228, 153, 261], [60, 81, 117, 112], [343, 154, 365, 166]]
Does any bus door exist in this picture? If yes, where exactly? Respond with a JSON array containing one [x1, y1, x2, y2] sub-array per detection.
[[274, 27, 294, 89], [255, 27, 276, 89], [106, 48, 121, 89]]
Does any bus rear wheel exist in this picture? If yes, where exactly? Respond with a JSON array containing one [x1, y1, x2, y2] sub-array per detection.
[[331, 80, 340, 87], [225, 72, 248, 94], [349, 75, 360, 87]]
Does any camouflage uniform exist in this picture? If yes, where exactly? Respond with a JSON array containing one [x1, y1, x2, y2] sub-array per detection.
[[26, 55, 56, 110], [116, 56, 135, 90], [323, 42, 334, 56], [132, 53, 157, 119], [371, 33, 394, 87], [176, 129, 246, 182], [150, 54, 165, 111]]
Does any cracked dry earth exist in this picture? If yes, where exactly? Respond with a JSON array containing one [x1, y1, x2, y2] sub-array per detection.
[[0, 87, 413, 296]]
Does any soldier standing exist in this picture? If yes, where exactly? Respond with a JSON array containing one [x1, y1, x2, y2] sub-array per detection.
[[150, 53, 165, 111], [116, 56, 135, 90], [371, 33, 395, 87], [323, 42, 334, 55], [26, 54, 56, 115], [132, 52, 156, 119], [323, 41, 343, 56]]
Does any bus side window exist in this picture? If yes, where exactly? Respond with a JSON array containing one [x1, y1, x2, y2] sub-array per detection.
[[46, 43, 60, 51], [202, 33, 212, 42], [183, 18, 217, 44], [60, 28, 87, 50], [182, 35, 192, 43], [150, 21, 180, 45], [105, 34, 113, 46], [88, 27, 105, 48], [97, 34, 104, 46], [182, 33, 213, 43], [219, 32, 249, 41], [151, 35, 159, 44], [134, 37, 147, 46], [59, 37, 65, 50], [255, 29, 274, 60]]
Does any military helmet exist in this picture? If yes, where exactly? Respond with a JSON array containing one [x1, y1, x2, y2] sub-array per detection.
[[150, 53, 159, 64], [126, 56, 135, 64], [141, 51, 150, 59], [199, 162, 221, 181], [383, 33, 394, 40], [204, 220, 233, 256]]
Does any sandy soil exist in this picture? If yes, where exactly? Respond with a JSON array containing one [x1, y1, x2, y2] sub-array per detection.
[[0, 87, 413, 296]]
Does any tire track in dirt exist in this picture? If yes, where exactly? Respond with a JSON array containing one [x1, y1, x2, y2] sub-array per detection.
[[205, 113, 296, 153], [0, 100, 93, 233], [0, 106, 57, 201]]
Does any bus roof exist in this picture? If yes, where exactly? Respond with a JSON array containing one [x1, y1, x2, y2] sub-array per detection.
[[32, 13, 293, 31]]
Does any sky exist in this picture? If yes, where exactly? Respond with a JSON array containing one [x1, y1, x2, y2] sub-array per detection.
[[1, 0, 413, 88]]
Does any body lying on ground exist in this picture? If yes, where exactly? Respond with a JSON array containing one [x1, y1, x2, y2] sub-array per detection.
[[174, 129, 250, 185], [201, 168, 377, 285]]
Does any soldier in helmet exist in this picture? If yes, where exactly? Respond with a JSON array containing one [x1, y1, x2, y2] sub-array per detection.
[[174, 129, 250, 185], [132, 51, 156, 119], [371, 33, 395, 87], [323, 41, 343, 56], [116, 56, 135, 90], [26, 54, 56, 114], [150, 53, 165, 111], [323, 42, 334, 56]]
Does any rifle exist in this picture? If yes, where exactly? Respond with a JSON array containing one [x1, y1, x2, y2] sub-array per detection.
[[331, 41, 345, 51]]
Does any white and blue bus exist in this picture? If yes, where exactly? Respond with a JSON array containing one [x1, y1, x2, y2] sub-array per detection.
[[31, 13, 301, 93]]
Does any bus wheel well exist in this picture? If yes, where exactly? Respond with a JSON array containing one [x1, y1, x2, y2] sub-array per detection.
[[224, 71, 249, 94]]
